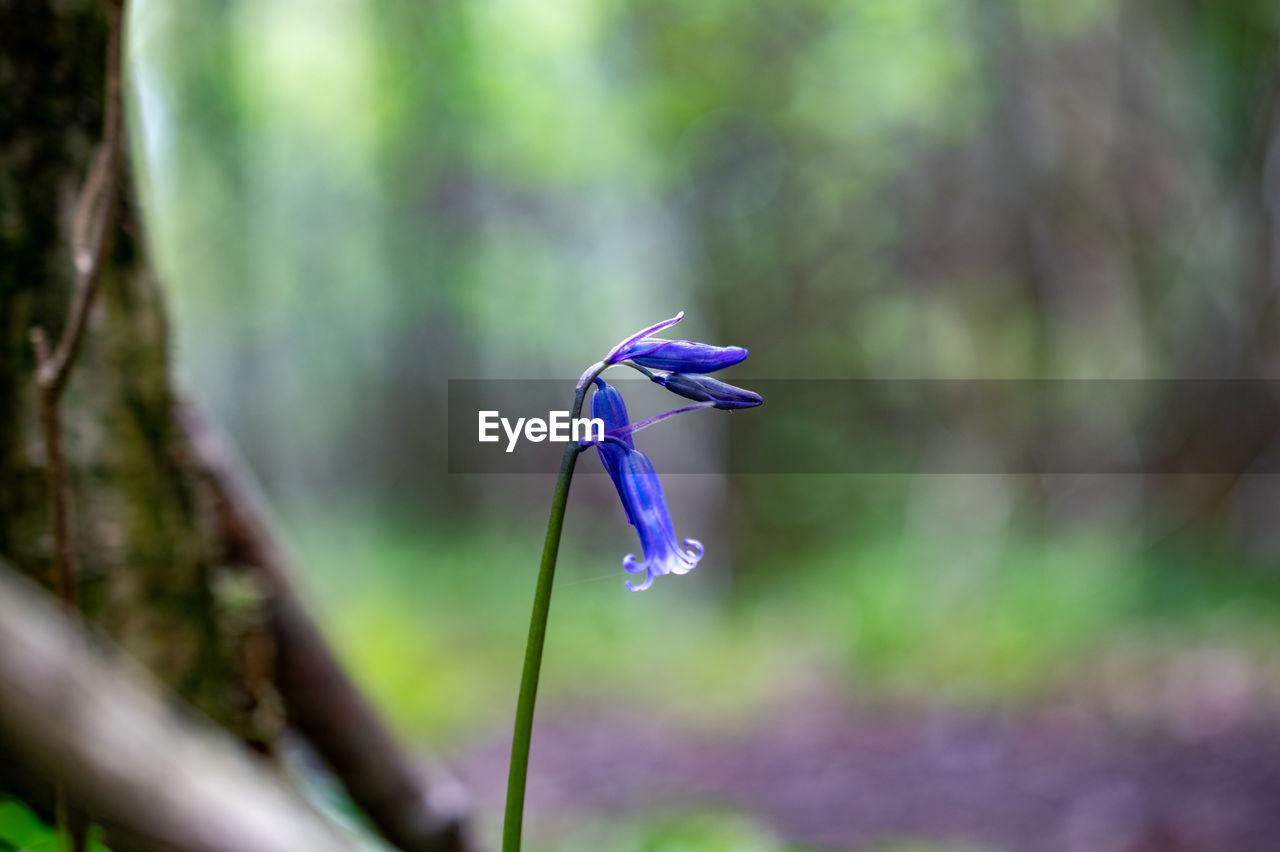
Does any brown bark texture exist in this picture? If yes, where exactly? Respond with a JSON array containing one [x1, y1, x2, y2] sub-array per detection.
[[1, 1, 273, 743], [0, 4, 474, 851]]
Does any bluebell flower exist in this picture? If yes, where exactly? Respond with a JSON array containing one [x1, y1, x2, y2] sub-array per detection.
[[590, 378, 704, 592], [652, 373, 763, 410], [606, 311, 747, 372], [576, 314, 758, 591], [613, 339, 748, 374], [591, 378, 636, 526], [576, 311, 749, 390], [603, 311, 687, 365], [610, 440, 704, 592]]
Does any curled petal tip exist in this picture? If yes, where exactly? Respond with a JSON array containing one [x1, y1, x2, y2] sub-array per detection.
[[605, 312, 686, 364], [669, 539, 703, 575], [604, 443, 705, 591], [625, 571, 655, 592]]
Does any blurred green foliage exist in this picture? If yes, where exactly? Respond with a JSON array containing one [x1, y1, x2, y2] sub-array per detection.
[[0, 801, 108, 852], [124, 0, 1280, 844], [291, 507, 1280, 747]]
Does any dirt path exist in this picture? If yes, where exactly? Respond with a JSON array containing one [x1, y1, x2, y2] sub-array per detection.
[[457, 700, 1280, 851]]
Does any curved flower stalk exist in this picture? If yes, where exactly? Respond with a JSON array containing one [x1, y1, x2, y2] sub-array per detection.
[[504, 311, 760, 852]]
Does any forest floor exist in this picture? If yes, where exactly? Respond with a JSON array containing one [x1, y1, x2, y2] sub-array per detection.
[[457, 692, 1280, 852], [294, 516, 1280, 850]]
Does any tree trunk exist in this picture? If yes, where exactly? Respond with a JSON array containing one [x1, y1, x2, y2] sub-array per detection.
[[1, 2, 274, 742], [0, 6, 473, 851]]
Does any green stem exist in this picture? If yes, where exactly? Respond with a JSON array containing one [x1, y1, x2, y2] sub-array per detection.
[[502, 371, 600, 851]]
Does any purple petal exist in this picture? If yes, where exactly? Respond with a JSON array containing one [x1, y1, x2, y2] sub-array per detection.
[[591, 380, 638, 526], [619, 340, 749, 374], [652, 373, 763, 409], [625, 571, 656, 593], [604, 311, 685, 364]]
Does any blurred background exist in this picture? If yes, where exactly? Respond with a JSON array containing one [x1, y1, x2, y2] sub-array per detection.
[[111, 0, 1280, 848]]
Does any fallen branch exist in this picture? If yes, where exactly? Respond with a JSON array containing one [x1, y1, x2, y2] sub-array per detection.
[[0, 564, 356, 852]]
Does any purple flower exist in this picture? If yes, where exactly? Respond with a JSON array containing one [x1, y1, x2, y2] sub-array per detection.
[[608, 438, 704, 592], [577, 311, 749, 390], [590, 378, 634, 449], [603, 311, 686, 365], [576, 313, 758, 592], [590, 378, 704, 591], [613, 339, 748, 374], [652, 373, 763, 410], [591, 378, 635, 526]]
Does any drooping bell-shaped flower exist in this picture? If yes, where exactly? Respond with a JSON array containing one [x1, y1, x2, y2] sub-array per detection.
[[576, 314, 759, 591], [651, 372, 763, 410], [589, 378, 703, 591], [608, 438, 704, 592], [591, 378, 636, 526]]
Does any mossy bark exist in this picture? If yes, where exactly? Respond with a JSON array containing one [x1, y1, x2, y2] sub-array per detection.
[[0, 0, 276, 757]]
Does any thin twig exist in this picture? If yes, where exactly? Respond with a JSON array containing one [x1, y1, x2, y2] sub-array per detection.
[[29, 0, 125, 612], [29, 6, 126, 850], [38, 0, 126, 398]]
